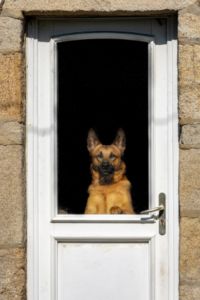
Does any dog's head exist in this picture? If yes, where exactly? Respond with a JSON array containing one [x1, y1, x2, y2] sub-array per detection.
[[87, 129, 126, 185]]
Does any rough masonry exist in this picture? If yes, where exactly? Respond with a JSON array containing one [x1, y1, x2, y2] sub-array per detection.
[[0, 0, 200, 299]]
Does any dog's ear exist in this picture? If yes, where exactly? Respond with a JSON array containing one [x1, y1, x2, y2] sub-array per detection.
[[87, 129, 100, 153], [113, 128, 126, 154]]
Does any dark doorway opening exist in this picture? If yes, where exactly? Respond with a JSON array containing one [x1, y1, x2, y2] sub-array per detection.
[[57, 39, 148, 214]]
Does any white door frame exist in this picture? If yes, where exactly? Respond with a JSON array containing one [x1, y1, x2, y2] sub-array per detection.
[[26, 17, 179, 300]]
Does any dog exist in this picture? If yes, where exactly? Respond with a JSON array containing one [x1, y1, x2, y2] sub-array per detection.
[[84, 129, 134, 214]]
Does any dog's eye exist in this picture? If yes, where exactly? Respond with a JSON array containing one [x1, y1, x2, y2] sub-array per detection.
[[110, 153, 117, 161], [96, 152, 103, 161]]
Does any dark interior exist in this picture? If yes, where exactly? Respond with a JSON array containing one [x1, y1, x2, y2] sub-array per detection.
[[57, 39, 148, 214]]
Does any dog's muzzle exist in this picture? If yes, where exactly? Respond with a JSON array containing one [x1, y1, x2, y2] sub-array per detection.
[[93, 161, 115, 185], [99, 161, 114, 176]]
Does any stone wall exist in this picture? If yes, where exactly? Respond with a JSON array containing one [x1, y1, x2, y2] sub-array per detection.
[[179, 2, 200, 299], [0, 4, 25, 300], [0, 0, 199, 299]]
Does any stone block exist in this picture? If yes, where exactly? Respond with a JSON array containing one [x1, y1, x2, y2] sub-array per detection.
[[179, 84, 200, 124], [0, 17, 23, 53], [180, 149, 200, 214], [0, 121, 23, 145], [194, 44, 200, 84], [179, 44, 200, 86], [0, 53, 23, 121], [180, 283, 200, 300], [0, 248, 25, 300], [179, 44, 194, 85], [180, 217, 200, 281], [0, 146, 24, 247], [0, 8, 24, 20], [179, 3, 200, 41], [2, 0, 197, 13], [180, 124, 200, 148]]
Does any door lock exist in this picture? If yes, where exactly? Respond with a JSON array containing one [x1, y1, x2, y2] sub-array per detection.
[[140, 193, 166, 235]]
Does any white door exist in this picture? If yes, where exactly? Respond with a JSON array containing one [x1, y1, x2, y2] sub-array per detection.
[[27, 17, 179, 300]]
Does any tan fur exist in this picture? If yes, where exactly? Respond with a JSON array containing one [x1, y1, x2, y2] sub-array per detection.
[[85, 129, 135, 214]]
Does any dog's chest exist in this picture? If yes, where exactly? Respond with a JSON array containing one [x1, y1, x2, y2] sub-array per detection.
[[90, 179, 130, 195]]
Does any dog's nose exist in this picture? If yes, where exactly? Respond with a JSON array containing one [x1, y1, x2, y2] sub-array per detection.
[[102, 161, 110, 168], [101, 161, 114, 174]]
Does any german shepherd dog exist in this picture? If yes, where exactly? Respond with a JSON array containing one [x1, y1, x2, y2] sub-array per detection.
[[85, 129, 134, 214]]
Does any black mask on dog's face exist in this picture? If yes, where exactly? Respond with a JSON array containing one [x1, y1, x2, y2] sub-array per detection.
[[92, 161, 115, 185], [99, 161, 115, 184], [99, 160, 115, 176]]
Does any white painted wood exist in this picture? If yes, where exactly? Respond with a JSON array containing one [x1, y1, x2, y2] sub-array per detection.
[[167, 18, 179, 300], [58, 241, 151, 300], [27, 17, 178, 300]]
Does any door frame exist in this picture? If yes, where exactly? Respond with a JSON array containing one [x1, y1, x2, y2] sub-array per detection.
[[26, 17, 179, 299]]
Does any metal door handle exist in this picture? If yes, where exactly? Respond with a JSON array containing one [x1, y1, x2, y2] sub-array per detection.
[[140, 193, 166, 235], [140, 204, 164, 216]]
